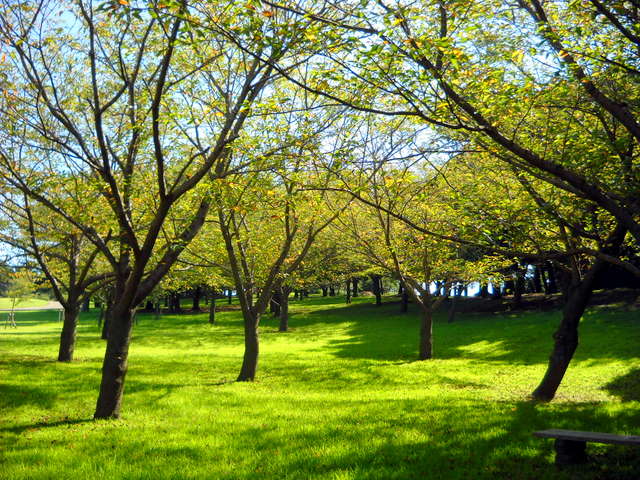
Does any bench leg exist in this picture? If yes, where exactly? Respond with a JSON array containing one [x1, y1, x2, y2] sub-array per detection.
[[554, 439, 587, 465]]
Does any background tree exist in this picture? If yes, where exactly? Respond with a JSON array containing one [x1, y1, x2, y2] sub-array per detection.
[[0, 0, 310, 418]]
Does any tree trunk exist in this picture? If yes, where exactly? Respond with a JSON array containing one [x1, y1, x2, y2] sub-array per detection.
[[513, 265, 525, 307], [81, 297, 90, 312], [533, 265, 543, 293], [545, 261, 558, 294], [491, 282, 502, 298], [345, 280, 351, 304], [94, 305, 135, 419], [352, 278, 358, 297], [418, 304, 433, 360], [57, 304, 80, 362], [227, 289, 233, 305], [329, 286, 335, 296], [101, 300, 113, 340], [208, 295, 216, 324], [321, 286, 328, 297], [400, 284, 408, 313], [447, 294, 457, 323], [532, 227, 625, 401], [237, 312, 259, 381], [271, 290, 281, 317], [192, 286, 201, 311], [479, 282, 489, 298], [531, 275, 595, 401], [279, 287, 289, 332], [371, 274, 382, 306]]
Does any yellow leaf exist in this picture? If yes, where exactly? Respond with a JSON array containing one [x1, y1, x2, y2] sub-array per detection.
[[118, 0, 129, 5], [262, 10, 273, 17]]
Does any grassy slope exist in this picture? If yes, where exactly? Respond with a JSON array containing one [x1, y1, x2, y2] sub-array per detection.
[[0, 297, 50, 310], [0, 296, 638, 479]]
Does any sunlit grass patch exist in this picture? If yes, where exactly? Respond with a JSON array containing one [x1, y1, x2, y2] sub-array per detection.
[[1, 295, 638, 479]]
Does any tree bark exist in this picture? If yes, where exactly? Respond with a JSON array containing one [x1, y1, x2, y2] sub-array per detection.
[[345, 279, 352, 304], [400, 283, 409, 313], [532, 226, 626, 401], [321, 286, 328, 297], [329, 286, 335, 296], [418, 304, 433, 360], [208, 295, 216, 324], [279, 287, 290, 332], [545, 261, 559, 294], [447, 294, 457, 323], [57, 304, 80, 362], [533, 265, 543, 293], [531, 272, 596, 401], [271, 290, 281, 317], [94, 305, 135, 419], [101, 300, 113, 340], [513, 264, 525, 307], [237, 312, 259, 381], [371, 274, 382, 306], [192, 286, 201, 311], [227, 289, 233, 305], [352, 278, 359, 297]]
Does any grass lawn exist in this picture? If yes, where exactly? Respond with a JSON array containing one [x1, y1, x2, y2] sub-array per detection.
[[0, 297, 50, 310], [0, 295, 638, 479]]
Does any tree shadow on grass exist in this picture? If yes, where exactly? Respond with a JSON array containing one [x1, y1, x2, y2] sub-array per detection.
[[0, 417, 94, 435], [1, 379, 638, 479], [314, 301, 640, 367], [0, 383, 58, 411], [604, 368, 640, 402]]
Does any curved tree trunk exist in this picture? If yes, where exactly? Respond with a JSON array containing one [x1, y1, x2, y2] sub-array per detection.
[[532, 226, 626, 401], [237, 313, 259, 381], [94, 305, 135, 419], [531, 276, 595, 401], [57, 304, 80, 362]]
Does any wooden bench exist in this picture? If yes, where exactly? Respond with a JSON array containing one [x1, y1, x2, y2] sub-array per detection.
[[534, 429, 640, 465]]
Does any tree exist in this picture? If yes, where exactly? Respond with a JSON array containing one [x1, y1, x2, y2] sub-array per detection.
[[214, 157, 344, 381], [0, 0, 304, 418], [260, 0, 640, 398], [5, 268, 36, 325], [0, 187, 112, 361]]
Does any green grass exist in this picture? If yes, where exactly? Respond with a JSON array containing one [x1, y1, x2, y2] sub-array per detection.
[[1, 296, 639, 479], [0, 297, 50, 310]]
